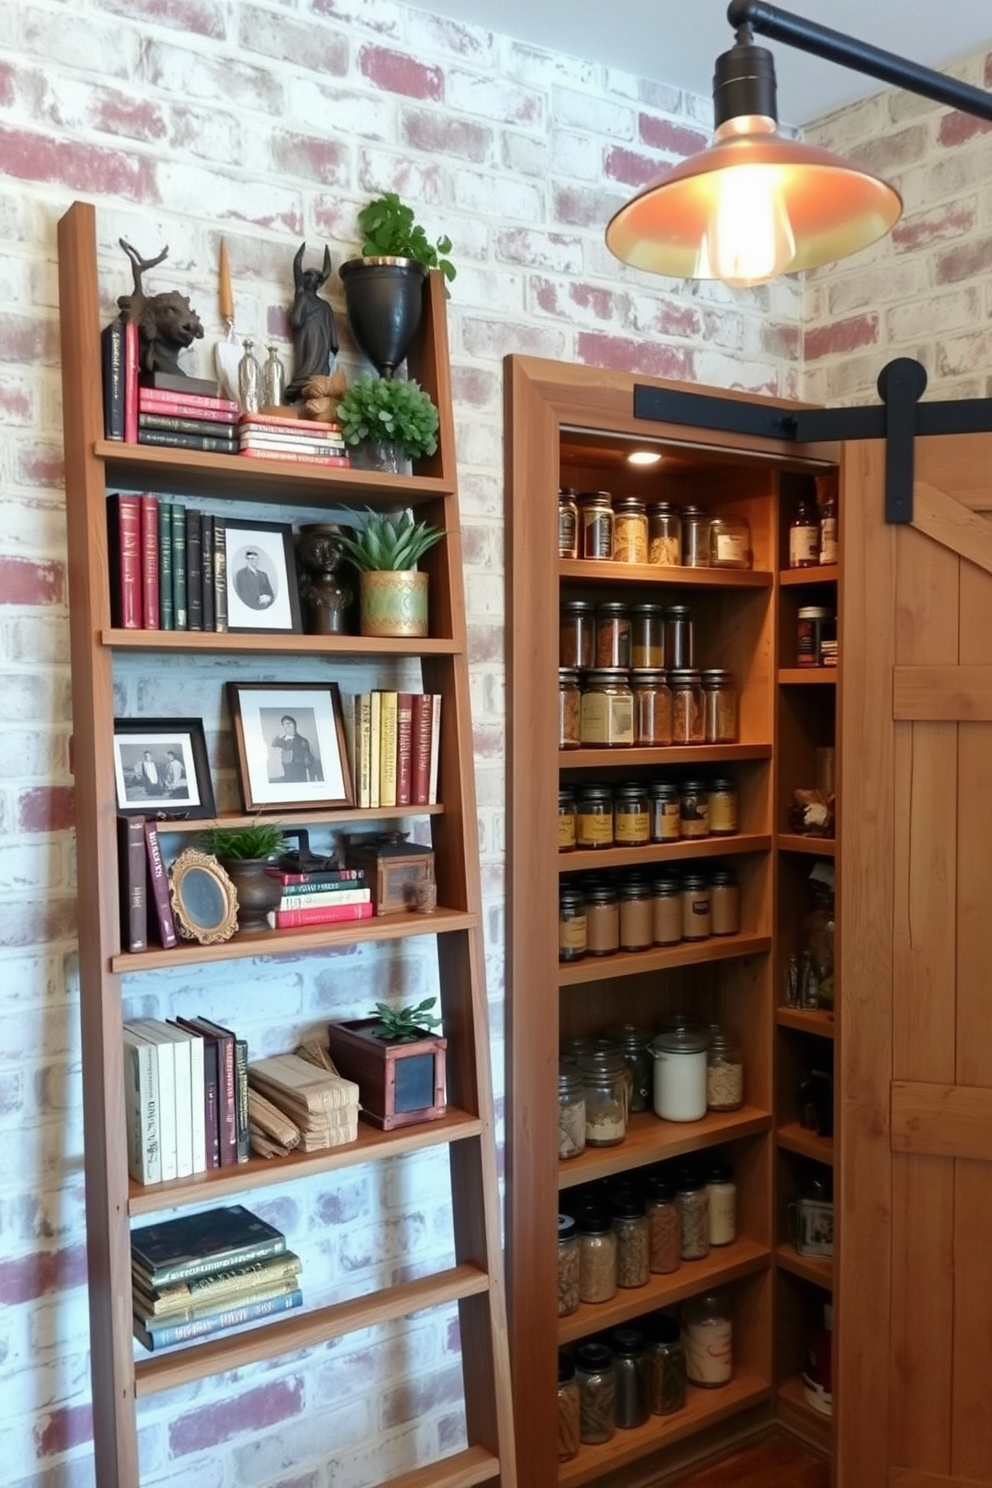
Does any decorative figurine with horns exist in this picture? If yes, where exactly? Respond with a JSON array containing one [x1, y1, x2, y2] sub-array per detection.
[[117, 238, 204, 378], [286, 243, 338, 402]]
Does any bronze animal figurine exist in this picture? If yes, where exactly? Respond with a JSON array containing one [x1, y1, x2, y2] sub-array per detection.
[[117, 238, 204, 377]]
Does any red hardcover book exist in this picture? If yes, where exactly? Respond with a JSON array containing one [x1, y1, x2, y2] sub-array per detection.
[[106, 493, 142, 629], [117, 814, 147, 952], [238, 412, 342, 433], [179, 1017, 238, 1167], [143, 821, 177, 949], [139, 387, 239, 415], [239, 447, 350, 466], [265, 868, 363, 887], [411, 693, 433, 806], [396, 693, 414, 807], [174, 1019, 219, 1168], [124, 319, 139, 444], [139, 494, 159, 630], [270, 901, 374, 930]]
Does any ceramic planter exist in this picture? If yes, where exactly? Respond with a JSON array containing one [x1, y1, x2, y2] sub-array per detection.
[[219, 857, 282, 936], [327, 1017, 447, 1130], [359, 569, 428, 638]]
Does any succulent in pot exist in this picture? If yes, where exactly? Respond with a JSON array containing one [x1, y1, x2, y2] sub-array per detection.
[[337, 507, 445, 639]]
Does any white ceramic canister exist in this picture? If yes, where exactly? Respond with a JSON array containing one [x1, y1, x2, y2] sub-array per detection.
[[649, 1025, 708, 1121]]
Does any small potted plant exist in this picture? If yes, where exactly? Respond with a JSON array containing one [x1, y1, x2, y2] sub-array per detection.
[[336, 506, 444, 638], [327, 997, 447, 1130], [336, 373, 440, 474], [199, 819, 287, 936], [339, 191, 455, 378]]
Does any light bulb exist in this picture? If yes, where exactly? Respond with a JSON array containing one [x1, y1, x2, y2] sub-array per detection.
[[705, 163, 796, 288]]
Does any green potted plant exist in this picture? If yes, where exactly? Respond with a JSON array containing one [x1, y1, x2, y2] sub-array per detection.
[[199, 819, 287, 936], [339, 191, 455, 378], [337, 373, 440, 473], [336, 506, 445, 638], [327, 997, 447, 1130]]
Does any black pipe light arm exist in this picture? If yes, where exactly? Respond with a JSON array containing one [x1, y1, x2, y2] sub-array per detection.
[[727, 0, 992, 121]]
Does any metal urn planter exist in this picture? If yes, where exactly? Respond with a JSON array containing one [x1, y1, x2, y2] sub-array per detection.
[[339, 256, 427, 378]]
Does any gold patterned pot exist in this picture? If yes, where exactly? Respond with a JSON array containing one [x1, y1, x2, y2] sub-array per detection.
[[359, 570, 429, 637]]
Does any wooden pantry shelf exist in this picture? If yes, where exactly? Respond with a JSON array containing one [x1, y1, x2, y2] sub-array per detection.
[[558, 932, 772, 987], [776, 1374, 832, 1455], [777, 1122, 834, 1165], [559, 834, 771, 875], [161, 803, 444, 836], [779, 565, 839, 587], [560, 743, 773, 770], [559, 559, 773, 589], [558, 1107, 772, 1189], [377, 1447, 500, 1488], [777, 835, 836, 857], [776, 1006, 835, 1039], [128, 1107, 484, 1215], [778, 669, 837, 686], [775, 1243, 832, 1290], [105, 628, 461, 656]]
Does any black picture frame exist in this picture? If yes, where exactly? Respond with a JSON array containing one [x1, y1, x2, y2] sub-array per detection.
[[227, 681, 354, 812], [113, 717, 216, 819], [224, 519, 302, 634]]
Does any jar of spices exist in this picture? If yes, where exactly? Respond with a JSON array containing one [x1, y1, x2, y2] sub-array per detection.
[[678, 779, 710, 838], [709, 514, 752, 569], [648, 502, 682, 566], [605, 1023, 653, 1113], [708, 778, 739, 837], [576, 785, 614, 849], [632, 669, 673, 746], [701, 669, 739, 743], [558, 1213, 581, 1315], [558, 883, 587, 963], [611, 1328, 651, 1428], [579, 491, 614, 560], [618, 874, 654, 951], [594, 602, 632, 668], [675, 1169, 711, 1259], [681, 873, 712, 941], [709, 867, 741, 935], [663, 605, 694, 668], [649, 782, 681, 843], [646, 1314, 687, 1415], [576, 1209, 619, 1304], [645, 1177, 681, 1274], [558, 668, 582, 750], [706, 1026, 744, 1111], [683, 1289, 733, 1386], [631, 602, 665, 667], [559, 598, 596, 669], [650, 874, 683, 946], [584, 880, 620, 958], [581, 670, 634, 747], [578, 1048, 627, 1145], [613, 783, 650, 847], [558, 488, 579, 560], [650, 1026, 709, 1122], [613, 495, 649, 564], [558, 1064, 586, 1161], [557, 1352, 581, 1461], [669, 669, 705, 744], [797, 605, 834, 667], [612, 1195, 650, 1289], [558, 787, 577, 853], [681, 506, 712, 567], [575, 1340, 618, 1443], [706, 1160, 737, 1247]]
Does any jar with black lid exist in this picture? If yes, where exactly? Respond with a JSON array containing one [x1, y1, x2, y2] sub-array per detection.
[[613, 495, 649, 564], [578, 1048, 627, 1144], [706, 1159, 737, 1246], [612, 1193, 650, 1289], [558, 883, 587, 963], [558, 1212, 580, 1314], [646, 1313, 687, 1415], [584, 881, 620, 957], [679, 779, 710, 838], [559, 598, 595, 669], [681, 505, 712, 567], [650, 874, 683, 946], [618, 873, 653, 951], [645, 1178, 681, 1274], [648, 502, 681, 566], [576, 784, 614, 849], [670, 670, 705, 744], [675, 1168, 710, 1260], [575, 1340, 618, 1443], [611, 1327, 651, 1428], [558, 1065, 586, 1160], [558, 487, 579, 559], [581, 669, 634, 747], [681, 872, 712, 940], [557, 1351, 581, 1461], [708, 777, 739, 836], [631, 669, 673, 746], [663, 605, 694, 668], [593, 602, 632, 668], [614, 782, 650, 846], [631, 602, 665, 667], [558, 667, 582, 750], [710, 866, 740, 935], [701, 669, 738, 743], [649, 781, 681, 843], [577, 1208, 619, 1303], [579, 491, 614, 560], [605, 1022, 653, 1113], [558, 787, 577, 852]]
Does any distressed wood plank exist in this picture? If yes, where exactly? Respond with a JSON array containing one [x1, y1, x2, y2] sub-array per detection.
[[893, 666, 992, 721], [891, 1082, 992, 1161], [912, 479, 992, 576]]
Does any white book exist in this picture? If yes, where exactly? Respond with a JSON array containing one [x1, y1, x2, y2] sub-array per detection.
[[126, 1021, 178, 1182], [136, 1021, 194, 1178], [121, 1028, 161, 1185], [428, 694, 442, 805], [170, 1020, 207, 1174]]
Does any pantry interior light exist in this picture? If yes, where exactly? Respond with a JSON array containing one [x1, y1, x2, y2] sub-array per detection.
[[627, 449, 664, 466]]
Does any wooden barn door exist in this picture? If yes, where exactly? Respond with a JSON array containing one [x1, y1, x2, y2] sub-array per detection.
[[837, 431, 992, 1488]]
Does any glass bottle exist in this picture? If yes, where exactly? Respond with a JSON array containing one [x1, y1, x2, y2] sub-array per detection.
[[701, 669, 739, 743], [645, 1177, 681, 1274], [649, 782, 681, 844], [681, 505, 712, 567], [594, 602, 632, 667], [558, 1213, 581, 1314], [683, 1289, 733, 1386], [803, 880, 836, 1010], [557, 1351, 581, 1461], [650, 1026, 708, 1122], [706, 1159, 737, 1246], [646, 1313, 687, 1415], [648, 501, 681, 565], [706, 1026, 744, 1111], [558, 487, 579, 560], [613, 783, 650, 847], [578, 1048, 627, 1144], [708, 777, 739, 837], [675, 1168, 711, 1259], [261, 343, 285, 407], [559, 598, 595, 668], [576, 1208, 619, 1303], [663, 605, 694, 668], [579, 491, 614, 560], [613, 495, 649, 564], [558, 1064, 586, 1161], [558, 787, 577, 853], [612, 1194, 650, 1289], [709, 513, 752, 569], [558, 883, 587, 963], [558, 668, 582, 749], [581, 669, 634, 747], [604, 1023, 652, 1114], [632, 669, 673, 746], [618, 874, 654, 952], [817, 472, 839, 565], [576, 785, 614, 849], [789, 497, 820, 568], [709, 866, 741, 935], [611, 1327, 650, 1428], [575, 1340, 618, 1443], [669, 669, 705, 744], [237, 336, 262, 413]]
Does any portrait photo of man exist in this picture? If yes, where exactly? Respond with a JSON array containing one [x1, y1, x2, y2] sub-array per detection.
[[268, 713, 322, 783], [233, 547, 276, 610]]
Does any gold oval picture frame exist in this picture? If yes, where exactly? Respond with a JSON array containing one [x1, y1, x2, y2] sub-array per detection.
[[168, 848, 239, 944]]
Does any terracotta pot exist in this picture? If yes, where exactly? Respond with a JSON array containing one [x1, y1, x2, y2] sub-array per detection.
[[219, 857, 282, 936], [359, 570, 428, 638]]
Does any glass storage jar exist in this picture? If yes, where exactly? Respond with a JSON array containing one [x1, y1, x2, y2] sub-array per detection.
[[706, 1159, 737, 1246], [709, 866, 740, 935], [632, 669, 673, 746], [681, 505, 712, 567], [611, 1327, 650, 1428], [649, 782, 681, 843], [605, 1022, 653, 1114], [678, 779, 710, 838], [708, 777, 739, 836], [707, 1025, 744, 1111], [576, 785, 613, 849], [683, 1289, 733, 1386], [558, 488, 579, 560], [648, 501, 682, 565], [584, 880, 620, 957], [558, 1213, 581, 1314], [646, 1313, 687, 1415], [675, 1169, 711, 1259], [663, 604, 694, 668], [578, 1048, 627, 1145], [651, 874, 683, 946], [575, 1340, 618, 1443], [577, 1208, 619, 1303], [581, 669, 634, 747], [612, 1194, 650, 1289], [701, 669, 739, 743], [681, 872, 712, 940], [558, 1064, 586, 1161], [670, 669, 705, 744], [797, 605, 834, 667], [557, 1352, 581, 1461], [579, 491, 614, 560], [613, 495, 649, 564], [559, 598, 595, 669], [631, 602, 665, 667], [558, 667, 582, 750], [645, 1177, 681, 1274], [558, 787, 577, 852], [709, 514, 752, 569], [594, 602, 632, 668], [558, 883, 586, 963], [618, 874, 654, 951], [613, 783, 650, 847], [650, 1025, 709, 1122]]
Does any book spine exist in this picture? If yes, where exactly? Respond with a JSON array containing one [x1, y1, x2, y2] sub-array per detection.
[[378, 692, 398, 808], [158, 501, 174, 630], [164, 1026, 194, 1179], [396, 693, 413, 807], [239, 447, 350, 466], [213, 518, 228, 633], [140, 494, 160, 630], [428, 694, 442, 805], [137, 1253, 301, 1313], [138, 1233, 288, 1289], [356, 693, 372, 810], [239, 412, 342, 433], [238, 434, 346, 454], [201, 1038, 220, 1168], [143, 821, 177, 948], [234, 1038, 250, 1163], [411, 692, 433, 806], [122, 1033, 161, 1185], [138, 429, 238, 454], [270, 902, 374, 929], [212, 1030, 237, 1168], [177, 1024, 207, 1175], [147, 1033, 177, 1182], [139, 387, 239, 414], [117, 814, 148, 953], [135, 1274, 300, 1327], [124, 319, 139, 444], [138, 410, 239, 433], [134, 1287, 302, 1349], [369, 692, 381, 810], [266, 868, 364, 887], [277, 888, 371, 910], [101, 319, 125, 440], [171, 504, 187, 630], [147, 370, 225, 396], [185, 506, 203, 632], [200, 515, 215, 631], [107, 494, 142, 629]]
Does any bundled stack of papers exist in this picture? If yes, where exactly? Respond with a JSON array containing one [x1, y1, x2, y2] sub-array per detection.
[[248, 1053, 359, 1151]]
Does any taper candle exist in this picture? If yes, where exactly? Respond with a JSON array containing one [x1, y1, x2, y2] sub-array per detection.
[[218, 238, 234, 322]]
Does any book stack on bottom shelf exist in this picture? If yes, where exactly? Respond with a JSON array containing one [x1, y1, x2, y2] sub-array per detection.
[[131, 1203, 302, 1352]]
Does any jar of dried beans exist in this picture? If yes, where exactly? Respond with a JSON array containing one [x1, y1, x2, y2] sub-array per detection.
[[577, 1209, 619, 1304], [558, 1213, 581, 1315], [612, 1193, 650, 1289], [706, 1025, 744, 1112]]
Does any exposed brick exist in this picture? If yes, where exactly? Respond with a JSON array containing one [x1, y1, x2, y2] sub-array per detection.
[[938, 110, 992, 147], [0, 60, 14, 107], [935, 235, 992, 284], [0, 1071, 23, 1117], [804, 313, 878, 361], [761, 321, 802, 359], [0, 125, 156, 200], [380, 1363, 464, 1428], [91, 90, 170, 145], [270, 132, 348, 184], [532, 276, 626, 325], [402, 109, 492, 162], [0, 897, 77, 949], [0, 1244, 88, 1305], [892, 201, 976, 253], [170, 1377, 305, 1455], [17, 787, 75, 833], [0, 557, 63, 607], [358, 44, 443, 102], [575, 332, 695, 382], [848, 124, 928, 175], [0, 376, 33, 423], [238, 4, 348, 74], [103, 0, 227, 38], [33, 1402, 93, 1460], [495, 227, 582, 274], [604, 145, 664, 189], [638, 115, 708, 156]]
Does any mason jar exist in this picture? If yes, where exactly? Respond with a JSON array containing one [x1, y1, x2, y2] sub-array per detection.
[[701, 669, 739, 743], [649, 781, 681, 843], [558, 1064, 586, 1161], [648, 502, 682, 566], [631, 602, 665, 667], [669, 669, 705, 744], [613, 495, 648, 564], [613, 782, 650, 847], [675, 1169, 711, 1259], [678, 779, 710, 838], [557, 1351, 581, 1461], [663, 605, 694, 669], [708, 777, 739, 836], [646, 1313, 687, 1415], [709, 866, 741, 935], [681, 872, 712, 940], [575, 1339, 618, 1442], [558, 488, 579, 560], [584, 880, 620, 958], [559, 598, 595, 669], [618, 873, 654, 951], [578, 1048, 627, 1145], [581, 669, 634, 747], [611, 1327, 650, 1428], [558, 883, 587, 963], [594, 602, 632, 668], [576, 784, 614, 849], [650, 874, 683, 946], [558, 1212, 581, 1314], [709, 514, 752, 569], [706, 1025, 744, 1111], [612, 1195, 650, 1290], [558, 787, 577, 852], [681, 506, 712, 567], [632, 669, 673, 746], [683, 1289, 733, 1386], [579, 491, 614, 560], [558, 667, 582, 750], [604, 1022, 653, 1113]]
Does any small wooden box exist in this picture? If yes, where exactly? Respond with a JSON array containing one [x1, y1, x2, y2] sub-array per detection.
[[327, 1018, 447, 1130], [344, 833, 434, 916]]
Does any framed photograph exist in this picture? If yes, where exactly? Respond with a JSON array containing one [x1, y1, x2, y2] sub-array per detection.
[[224, 519, 302, 634], [113, 718, 216, 818], [227, 682, 354, 812]]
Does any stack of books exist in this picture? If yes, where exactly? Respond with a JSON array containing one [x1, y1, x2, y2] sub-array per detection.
[[238, 412, 350, 467], [138, 382, 240, 455], [247, 1054, 359, 1151], [265, 864, 373, 930], [131, 1203, 302, 1351], [351, 691, 441, 810], [106, 492, 228, 632]]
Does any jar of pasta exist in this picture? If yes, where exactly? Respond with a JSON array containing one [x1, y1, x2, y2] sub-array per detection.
[[612, 1194, 650, 1289], [577, 1211, 619, 1304], [558, 668, 582, 750], [632, 669, 673, 746], [576, 1340, 618, 1443], [576, 785, 614, 848], [646, 1314, 686, 1415], [631, 602, 665, 667], [648, 502, 682, 566], [669, 669, 705, 743], [613, 495, 648, 564], [701, 669, 738, 743], [594, 602, 632, 668], [675, 1169, 711, 1259], [579, 491, 614, 560], [558, 1213, 581, 1315], [557, 1352, 581, 1461], [581, 670, 634, 747]]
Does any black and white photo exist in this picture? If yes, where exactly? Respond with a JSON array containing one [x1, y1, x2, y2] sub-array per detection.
[[224, 520, 302, 634], [227, 682, 353, 811], [113, 718, 215, 818]]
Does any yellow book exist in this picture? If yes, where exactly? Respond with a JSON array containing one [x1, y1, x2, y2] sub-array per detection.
[[378, 690, 398, 807], [356, 693, 372, 809], [369, 691, 381, 810]]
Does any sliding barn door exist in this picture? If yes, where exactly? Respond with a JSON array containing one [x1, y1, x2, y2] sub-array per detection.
[[838, 432, 992, 1488]]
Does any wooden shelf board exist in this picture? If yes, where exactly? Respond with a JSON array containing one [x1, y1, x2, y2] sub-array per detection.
[[778, 669, 837, 686], [559, 559, 773, 589], [129, 1108, 483, 1215], [775, 1243, 832, 1290], [558, 1237, 771, 1345], [556, 1371, 772, 1487], [559, 933, 772, 987], [776, 1122, 834, 1166], [560, 834, 771, 875], [560, 743, 773, 769], [776, 1006, 835, 1039], [162, 803, 444, 836], [777, 835, 836, 857], [377, 1446, 501, 1488], [776, 1374, 833, 1454], [778, 566, 839, 587], [134, 1261, 490, 1396], [99, 439, 454, 506], [112, 907, 477, 972], [105, 628, 460, 656], [558, 1107, 772, 1189]]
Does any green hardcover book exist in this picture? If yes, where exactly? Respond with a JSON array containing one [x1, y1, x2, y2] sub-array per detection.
[[171, 502, 187, 630], [158, 501, 174, 630], [130, 1203, 286, 1289]]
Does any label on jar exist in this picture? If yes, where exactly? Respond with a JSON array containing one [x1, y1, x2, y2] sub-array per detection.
[[558, 813, 577, 850], [651, 800, 681, 842], [582, 510, 613, 560], [709, 791, 738, 834], [713, 531, 748, 565], [615, 810, 649, 843], [789, 525, 819, 565], [577, 811, 613, 846], [819, 517, 838, 564], [559, 911, 587, 955], [558, 505, 578, 559], [684, 1317, 733, 1385], [581, 693, 634, 746]]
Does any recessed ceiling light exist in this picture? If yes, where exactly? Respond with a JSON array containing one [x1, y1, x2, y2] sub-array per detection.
[[627, 450, 663, 466]]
